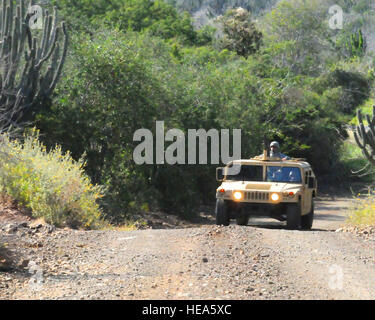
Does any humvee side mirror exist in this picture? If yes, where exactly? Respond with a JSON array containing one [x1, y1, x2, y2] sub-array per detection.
[[308, 177, 314, 189], [216, 167, 224, 181]]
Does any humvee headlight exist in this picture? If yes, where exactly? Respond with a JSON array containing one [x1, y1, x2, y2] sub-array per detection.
[[233, 191, 243, 201], [271, 193, 280, 202]]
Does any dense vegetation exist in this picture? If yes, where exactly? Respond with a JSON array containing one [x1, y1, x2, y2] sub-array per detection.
[[2, 0, 374, 225]]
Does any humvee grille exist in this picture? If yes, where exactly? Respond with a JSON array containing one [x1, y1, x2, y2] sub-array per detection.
[[245, 191, 269, 201]]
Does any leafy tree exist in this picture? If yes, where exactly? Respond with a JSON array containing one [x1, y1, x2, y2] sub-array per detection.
[[37, 31, 170, 221], [216, 7, 262, 57], [37, 31, 217, 221], [51, 0, 210, 45], [49, 0, 107, 34], [262, 0, 335, 75]]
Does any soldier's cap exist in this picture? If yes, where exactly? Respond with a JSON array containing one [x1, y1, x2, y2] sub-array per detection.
[[270, 141, 280, 148]]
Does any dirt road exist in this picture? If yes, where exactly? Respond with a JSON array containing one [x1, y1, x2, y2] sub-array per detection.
[[1, 195, 375, 300]]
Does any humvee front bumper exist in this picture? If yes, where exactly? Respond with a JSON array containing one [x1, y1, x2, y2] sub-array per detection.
[[216, 189, 299, 204]]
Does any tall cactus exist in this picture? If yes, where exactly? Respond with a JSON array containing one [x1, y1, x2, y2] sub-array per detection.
[[0, 0, 68, 131], [346, 29, 366, 58], [354, 106, 375, 166]]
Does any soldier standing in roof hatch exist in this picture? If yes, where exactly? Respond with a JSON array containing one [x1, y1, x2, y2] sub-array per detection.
[[269, 141, 290, 160]]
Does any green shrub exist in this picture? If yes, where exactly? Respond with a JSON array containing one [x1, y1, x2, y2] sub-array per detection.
[[0, 130, 106, 229]]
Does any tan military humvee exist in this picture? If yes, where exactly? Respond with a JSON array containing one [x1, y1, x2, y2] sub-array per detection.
[[215, 153, 317, 230]]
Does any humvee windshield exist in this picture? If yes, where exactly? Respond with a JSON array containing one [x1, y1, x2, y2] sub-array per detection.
[[226, 164, 263, 182], [266, 166, 302, 183], [225, 164, 302, 183]]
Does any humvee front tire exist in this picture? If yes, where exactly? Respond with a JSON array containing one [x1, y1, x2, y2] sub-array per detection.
[[215, 199, 229, 226], [301, 201, 314, 230], [236, 211, 249, 226], [286, 203, 301, 230]]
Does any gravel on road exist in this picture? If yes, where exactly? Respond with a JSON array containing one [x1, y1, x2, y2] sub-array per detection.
[[1, 196, 374, 300]]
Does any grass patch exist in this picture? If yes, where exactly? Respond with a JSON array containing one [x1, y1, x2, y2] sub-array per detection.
[[103, 219, 149, 231], [0, 130, 107, 229], [348, 191, 375, 227], [105, 224, 138, 232]]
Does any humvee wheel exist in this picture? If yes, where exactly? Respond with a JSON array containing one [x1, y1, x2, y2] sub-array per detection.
[[236, 211, 249, 226], [301, 201, 314, 230], [215, 199, 229, 226], [286, 203, 301, 230]]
